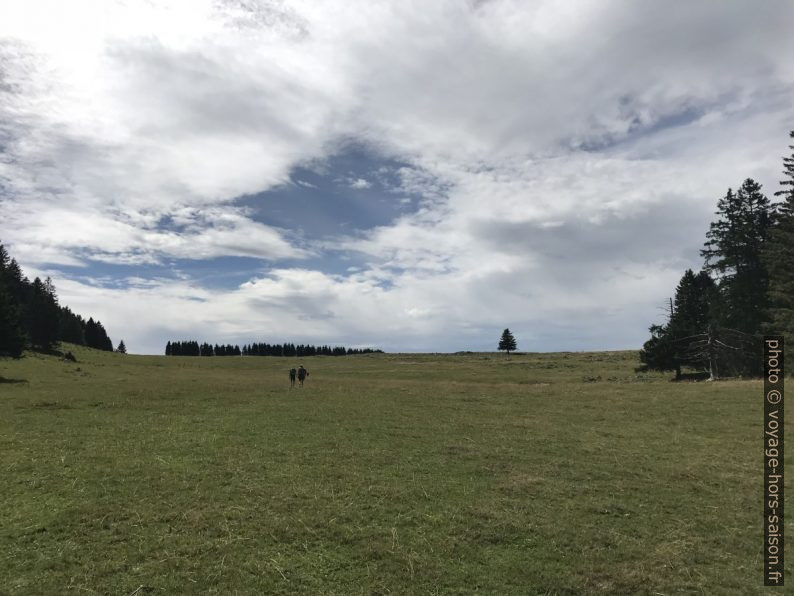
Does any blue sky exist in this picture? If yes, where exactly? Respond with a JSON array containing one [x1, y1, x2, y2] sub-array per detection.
[[1, 0, 793, 354]]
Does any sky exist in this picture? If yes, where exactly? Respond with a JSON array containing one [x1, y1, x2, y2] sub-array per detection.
[[1, 0, 793, 354]]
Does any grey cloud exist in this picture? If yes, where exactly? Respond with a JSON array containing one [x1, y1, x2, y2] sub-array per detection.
[[213, 0, 308, 37], [344, 0, 794, 162], [470, 195, 713, 271]]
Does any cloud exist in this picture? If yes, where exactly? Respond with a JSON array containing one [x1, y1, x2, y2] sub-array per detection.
[[349, 178, 371, 189], [45, 251, 681, 354], [1, 0, 793, 352], [1, 201, 310, 266]]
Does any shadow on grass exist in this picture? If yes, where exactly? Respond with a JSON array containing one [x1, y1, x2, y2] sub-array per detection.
[[673, 371, 712, 382], [27, 346, 78, 362], [0, 376, 28, 384]]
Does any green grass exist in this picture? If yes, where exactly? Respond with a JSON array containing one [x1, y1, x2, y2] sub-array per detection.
[[0, 346, 790, 594]]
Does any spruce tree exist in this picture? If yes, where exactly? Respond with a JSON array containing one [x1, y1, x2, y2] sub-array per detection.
[[116, 340, 127, 354], [639, 323, 678, 376], [0, 280, 25, 358], [29, 277, 60, 350], [58, 306, 86, 345], [764, 130, 794, 342], [84, 318, 98, 348], [667, 270, 718, 339], [701, 179, 773, 334], [640, 270, 718, 378], [96, 321, 114, 351], [498, 328, 517, 354], [0, 244, 26, 357]]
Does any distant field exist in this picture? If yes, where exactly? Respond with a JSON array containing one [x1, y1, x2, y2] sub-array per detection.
[[0, 346, 789, 594]]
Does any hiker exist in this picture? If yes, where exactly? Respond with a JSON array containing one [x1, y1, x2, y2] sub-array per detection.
[[289, 367, 297, 388], [297, 365, 308, 387]]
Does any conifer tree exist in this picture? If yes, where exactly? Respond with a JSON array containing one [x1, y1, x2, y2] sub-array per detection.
[[0, 245, 26, 357], [701, 179, 773, 333], [667, 270, 718, 339], [116, 340, 127, 354], [639, 323, 678, 376], [498, 328, 517, 354], [29, 277, 60, 350], [84, 318, 98, 349], [764, 130, 794, 342], [641, 269, 720, 377], [0, 280, 25, 358], [58, 306, 86, 345], [97, 321, 114, 351]]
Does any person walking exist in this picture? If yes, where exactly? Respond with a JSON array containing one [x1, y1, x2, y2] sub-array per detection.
[[297, 365, 309, 387], [289, 367, 297, 388]]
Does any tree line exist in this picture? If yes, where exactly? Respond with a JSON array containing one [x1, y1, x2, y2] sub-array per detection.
[[0, 242, 114, 357], [640, 130, 794, 379], [165, 340, 383, 357]]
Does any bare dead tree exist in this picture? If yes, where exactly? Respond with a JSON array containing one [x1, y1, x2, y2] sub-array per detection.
[[671, 325, 760, 379]]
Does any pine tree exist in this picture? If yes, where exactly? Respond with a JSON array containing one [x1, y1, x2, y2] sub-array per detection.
[[498, 328, 517, 354], [29, 277, 60, 350], [667, 270, 718, 339], [701, 179, 773, 334], [0, 244, 26, 357], [84, 318, 98, 348], [639, 323, 678, 376], [3, 257, 27, 311], [58, 306, 86, 345], [97, 321, 114, 352], [640, 270, 717, 378], [764, 130, 794, 342], [0, 280, 25, 358], [116, 340, 127, 354]]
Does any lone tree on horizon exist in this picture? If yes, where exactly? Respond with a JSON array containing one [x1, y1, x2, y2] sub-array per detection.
[[498, 328, 517, 355], [116, 340, 127, 354]]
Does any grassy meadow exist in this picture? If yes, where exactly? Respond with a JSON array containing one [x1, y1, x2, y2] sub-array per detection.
[[0, 346, 789, 594]]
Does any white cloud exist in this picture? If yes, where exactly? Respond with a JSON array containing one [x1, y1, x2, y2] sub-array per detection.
[[1, 0, 793, 352], [1, 201, 309, 265], [349, 178, 371, 189], [43, 250, 681, 354]]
